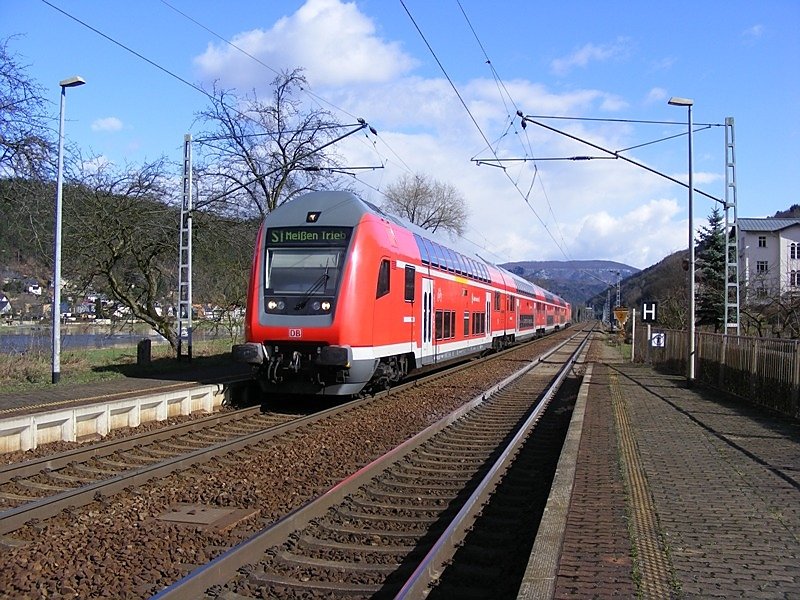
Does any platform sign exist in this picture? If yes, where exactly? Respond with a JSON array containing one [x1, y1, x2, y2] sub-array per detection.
[[650, 332, 666, 347], [641, 302, 658, 323]]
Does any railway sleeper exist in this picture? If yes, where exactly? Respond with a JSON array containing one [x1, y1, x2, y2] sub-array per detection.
[[40, 470, 92, 485], [361, 485, 457, 503], [297, 533, 416, 555], [414, 447, 491, 460], [247, 570, 383, 595], [387, 464, 473, 482], [66, 463, 119, 477], [375, 476, 465, 492], [334, 505, 440, 526], [14, 479, 71, 493], [273, 548, 400, 572], [347, 495, 453, 516], [313, 520, 433, 543], [0, 491, 36, 502], [407, 454, 486, 468], [431, 439, 498, 451]]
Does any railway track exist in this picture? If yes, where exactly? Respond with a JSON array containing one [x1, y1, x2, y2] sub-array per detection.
[[0, 399, 363, 535], [0, 327, 588, 598], [154, 328, 591, 599]]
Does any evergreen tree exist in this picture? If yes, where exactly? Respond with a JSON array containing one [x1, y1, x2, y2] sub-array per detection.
[[695, 207, 726, 330]]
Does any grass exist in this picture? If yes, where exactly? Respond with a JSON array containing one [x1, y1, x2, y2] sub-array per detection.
[[0, 337, 237, 394]]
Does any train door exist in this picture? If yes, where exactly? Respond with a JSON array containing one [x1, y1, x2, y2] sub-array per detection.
[[421, 278, 434, 360], [485, 292, 492, 337]]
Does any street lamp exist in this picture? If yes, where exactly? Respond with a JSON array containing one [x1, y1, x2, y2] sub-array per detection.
[[52, 76, 85, 384], [668, 96, 695, 384]]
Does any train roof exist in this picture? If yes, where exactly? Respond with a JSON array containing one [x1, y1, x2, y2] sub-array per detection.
[[269, 191, 568, 307]]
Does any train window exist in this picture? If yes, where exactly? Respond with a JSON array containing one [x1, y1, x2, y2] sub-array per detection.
[[445, 248, 456, 272], [434, 310, 456, 340], [376, 259, 391, 298], [415, 234, 431, 264], [422, 237, 436, 266], [267, 249, 341, 295], [404, 266, 415, 302], [463, 311, 470, 336], [494, 292, 501, 311], [472, 312, 486, 335], [430, 242, 442, 269]]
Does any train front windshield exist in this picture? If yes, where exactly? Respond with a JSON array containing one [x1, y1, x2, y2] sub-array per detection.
[[266, 249, 342, 295]]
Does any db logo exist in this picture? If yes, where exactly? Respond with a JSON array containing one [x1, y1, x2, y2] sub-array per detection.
[[289, 328, 302, 338]]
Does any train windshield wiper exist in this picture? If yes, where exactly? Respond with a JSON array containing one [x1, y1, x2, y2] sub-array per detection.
[[294, 267, 330, 310]]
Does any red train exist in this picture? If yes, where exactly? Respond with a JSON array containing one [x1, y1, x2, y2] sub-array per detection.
[[233, 191, 571, 395]]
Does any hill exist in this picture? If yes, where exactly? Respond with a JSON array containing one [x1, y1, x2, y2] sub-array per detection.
[[500, 260, 640, 308], [585, 250, 688, 327]]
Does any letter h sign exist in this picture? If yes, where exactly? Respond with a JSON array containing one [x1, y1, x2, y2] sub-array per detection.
[[641, 302, 658, 323]]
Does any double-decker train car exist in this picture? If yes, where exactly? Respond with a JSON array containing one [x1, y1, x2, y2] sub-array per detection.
[[233, 191, 570, 396]]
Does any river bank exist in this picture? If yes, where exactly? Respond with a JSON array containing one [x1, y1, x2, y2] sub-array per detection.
[[0, 321, 237, 353]]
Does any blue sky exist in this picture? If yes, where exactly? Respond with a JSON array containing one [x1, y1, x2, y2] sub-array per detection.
[[3, 0, 798, 270]]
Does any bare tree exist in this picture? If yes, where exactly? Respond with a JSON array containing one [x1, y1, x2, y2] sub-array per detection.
[[191, 213, 259, 342], [381, 172, 469, 237], [193, 69, 344, 219], [62, 157, 181, 349], [0, 37, 53, 180]]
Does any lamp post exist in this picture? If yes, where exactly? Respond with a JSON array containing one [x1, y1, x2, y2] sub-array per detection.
[[52, 76, 85, 384], [668, 96, 695, 384]]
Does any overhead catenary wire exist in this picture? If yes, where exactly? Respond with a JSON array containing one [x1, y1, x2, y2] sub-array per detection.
[[520, 115, 725, 205], [400, 0, 572, 263], [455, 0, 573, 262], [39, 0, 386, 178]]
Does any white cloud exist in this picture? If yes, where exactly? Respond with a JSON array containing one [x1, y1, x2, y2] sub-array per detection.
[[80, 155, 113, 173], [645, 87, 668, 104], [91, 117, 123, 132], [191, 1, 700, 271], [194, 0, 416, 89], [550, 38, 631, 76], [742, 24, 765, 42]]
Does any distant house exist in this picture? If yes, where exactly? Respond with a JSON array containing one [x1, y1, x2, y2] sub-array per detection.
[[0, 294, 11, 316], [738, 218, 800, 301], [26, 281, 42, 296]]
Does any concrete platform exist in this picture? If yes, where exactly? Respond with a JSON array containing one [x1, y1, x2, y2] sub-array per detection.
[[520, 337, 800, 599], [0, 362, 250, 452]]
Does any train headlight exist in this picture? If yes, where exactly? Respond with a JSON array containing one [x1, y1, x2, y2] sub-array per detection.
[[267, 299, 278, 310], [311, 301, 321, 311], [321, 301, 331, 311]]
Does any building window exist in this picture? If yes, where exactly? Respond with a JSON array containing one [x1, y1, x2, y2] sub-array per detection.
[[758, 236, 767, 248], [791, 271, 800, 287], [791, 243, 799, 260], [756, 261, 768, 274]]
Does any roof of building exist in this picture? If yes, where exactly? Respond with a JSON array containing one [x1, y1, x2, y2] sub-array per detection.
[[738, 218, 800, 232]]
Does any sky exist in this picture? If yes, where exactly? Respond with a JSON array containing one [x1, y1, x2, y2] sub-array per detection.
[[2, 0, 799, 271]]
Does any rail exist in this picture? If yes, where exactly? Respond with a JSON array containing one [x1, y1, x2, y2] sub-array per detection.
[[151, 327, 592, 599]]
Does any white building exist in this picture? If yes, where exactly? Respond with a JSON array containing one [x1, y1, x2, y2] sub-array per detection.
[[738, 218, 800, 301]]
